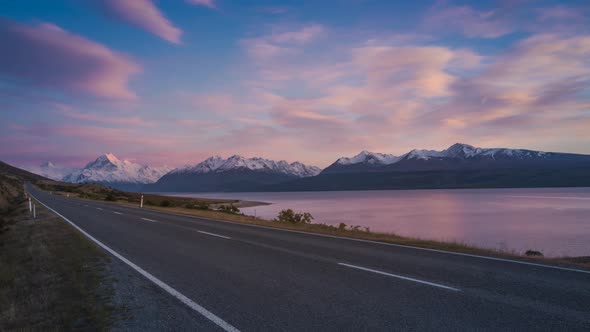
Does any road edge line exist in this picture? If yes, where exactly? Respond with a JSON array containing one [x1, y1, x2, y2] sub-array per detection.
[[29, 191, 240, 332]]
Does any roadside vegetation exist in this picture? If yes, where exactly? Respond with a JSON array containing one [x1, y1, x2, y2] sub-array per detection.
[[31, 174, 590, 270], [36, 179, 236, 209], [0, 162, 116, 330]]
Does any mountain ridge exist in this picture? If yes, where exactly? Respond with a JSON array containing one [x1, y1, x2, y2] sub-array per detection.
[[62, 153, 171, 190]]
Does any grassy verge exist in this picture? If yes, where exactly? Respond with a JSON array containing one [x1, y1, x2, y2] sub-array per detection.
[[0, 180, 115, 329], [50, 189, 589, 270], [37, 181, 590, 270], [37, 180, 237, 208]]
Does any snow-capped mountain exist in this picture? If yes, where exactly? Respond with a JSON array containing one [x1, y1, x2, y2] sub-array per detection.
[[270, 143, 590, 191], [149, 155, 321, 192], [62, 153, 171, 189], [322, 143, 589, 174], [23, 161, 78, 181], [403, 143, 548, 161], [172, 155, 321, 178], [335, 151, 402, 166]]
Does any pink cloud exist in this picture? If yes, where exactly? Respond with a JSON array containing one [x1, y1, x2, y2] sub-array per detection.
[[99, 0, 182, 44], [0, 19, 140, 99], [54, 104, 155, 127], [270, 24, 324, 44], [186, 0, 216, 9]]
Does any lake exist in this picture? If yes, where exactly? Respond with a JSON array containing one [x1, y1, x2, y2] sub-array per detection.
[[165, 188, 590, 257]]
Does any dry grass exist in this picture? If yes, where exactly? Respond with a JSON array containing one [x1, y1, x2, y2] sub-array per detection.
[[0, 199, 115, 330], [106, 200, 590, 269], [39, 180, 234, 208], [34, 181, 590, 270]]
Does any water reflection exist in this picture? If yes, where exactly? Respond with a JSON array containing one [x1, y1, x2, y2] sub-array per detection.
[[167, 188, 590, 257]]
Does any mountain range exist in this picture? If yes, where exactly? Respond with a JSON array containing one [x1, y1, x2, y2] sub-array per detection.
[[270, 143, 590, 191], [145, 155, 321, 192], [19, 143, 590, 192]]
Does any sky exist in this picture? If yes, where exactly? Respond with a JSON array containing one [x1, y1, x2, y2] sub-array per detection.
[[1, 0, 589, 168]]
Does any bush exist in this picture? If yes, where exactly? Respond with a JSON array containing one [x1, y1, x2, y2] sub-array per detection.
[[525, 250, 543, 257], [185, 203, 209, 210], [338, 223, 347, 231], [145, 200, 156, 206], [275, 209, 314, 224], [217, 204, 239, 214], [104, 193, 117, 202], [160, 200, 171, 207]]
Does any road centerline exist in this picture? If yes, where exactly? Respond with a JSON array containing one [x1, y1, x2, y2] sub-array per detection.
[[197, 230, 231, 240], [338, 262, 461, 292], [141, 217, 157, 222], [113, 211, 123, 215]]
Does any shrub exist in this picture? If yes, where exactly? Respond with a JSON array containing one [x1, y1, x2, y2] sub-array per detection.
[[104, 193, 117, 202], [185, 203, 209, 210], [275, 209, 314, 224], [145, 200, 156, 206], [218, 204, 239, 214], [338, 223, 347, 231], [160, 200, 171, 207], [525, 250, 543, 257]]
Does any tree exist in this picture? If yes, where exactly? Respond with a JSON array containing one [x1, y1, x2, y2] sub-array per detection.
[[275, 209, 314, 224]]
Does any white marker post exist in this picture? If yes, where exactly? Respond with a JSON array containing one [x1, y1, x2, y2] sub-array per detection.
[[140, 195, 144, 208], [33, 203, 36, 219], [28, 197, 32, 213]]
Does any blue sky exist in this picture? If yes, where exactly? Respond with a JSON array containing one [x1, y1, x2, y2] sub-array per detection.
[[1, 0, 589, 167]]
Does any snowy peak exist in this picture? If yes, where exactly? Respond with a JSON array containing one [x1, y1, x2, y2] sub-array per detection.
[[326, 143, 569, 174], [63, 153, 171, 184], [172, 155, 321, 178], [336, 151, 401, 165], [404, 143, 549, 161], [22, 161, 77, 181]]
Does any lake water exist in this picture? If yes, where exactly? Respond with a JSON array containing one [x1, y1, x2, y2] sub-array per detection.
[[165, 188, 590, 257]]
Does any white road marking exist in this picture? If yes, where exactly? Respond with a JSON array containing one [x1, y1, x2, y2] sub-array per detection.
[[197, 230, 231, 240], [149, 209, 590, 275], [29, 191, 240, 332], [141, 217, 157, 223], [113, 211, 123, 215], [339, 263, 460, 292], [84, 205, 89, 207], [96, 207, 103, 210], [58, 191, 590, 275]]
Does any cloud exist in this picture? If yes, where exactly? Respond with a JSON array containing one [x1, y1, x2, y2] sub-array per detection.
[[0, 19, 141, 99], [99, 0, 182, 44], [423, 4, 514, 38], [232, 27, 590, 159], [259, 6, 289, 15], [186, 0, 217, 9], [241, 24, 324, 61], [53, 104, 155, 127], [422, 33, 590, 136]]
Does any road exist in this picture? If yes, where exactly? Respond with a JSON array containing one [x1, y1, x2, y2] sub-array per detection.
[[28, 185, 590, 331]]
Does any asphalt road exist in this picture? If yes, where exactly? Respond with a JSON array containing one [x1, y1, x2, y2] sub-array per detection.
[[27, 185, 590, 331]]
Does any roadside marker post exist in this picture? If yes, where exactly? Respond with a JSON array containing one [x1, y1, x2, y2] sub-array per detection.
[[140, 195, 144, 208], [28, 197, 32, 213], [33, 203, 36, 219]]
